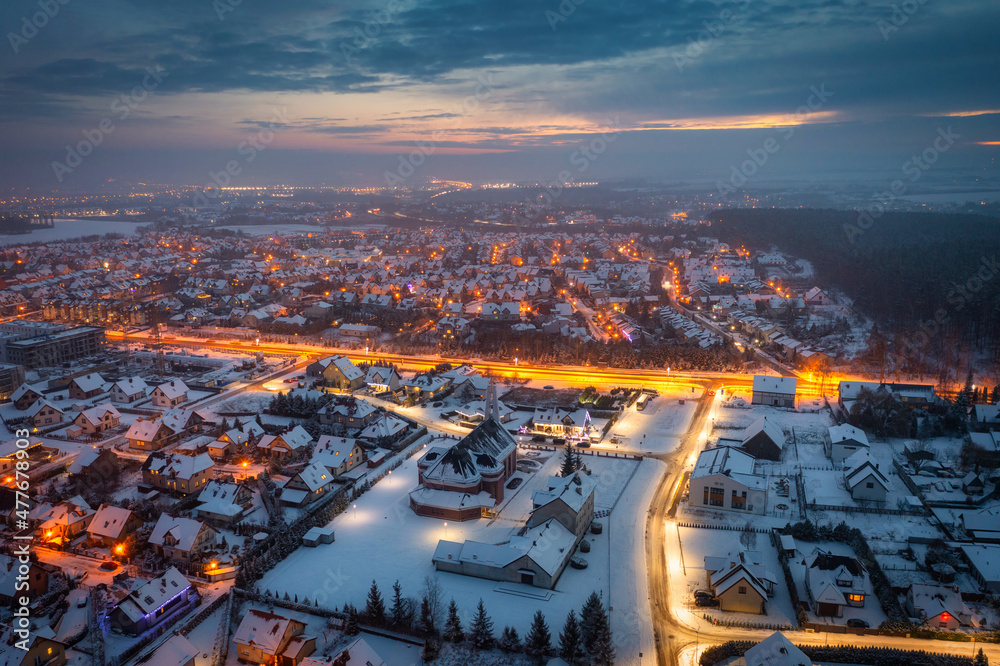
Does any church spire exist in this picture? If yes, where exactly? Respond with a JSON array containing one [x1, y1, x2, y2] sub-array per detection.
[[488, 380, 500, 422]]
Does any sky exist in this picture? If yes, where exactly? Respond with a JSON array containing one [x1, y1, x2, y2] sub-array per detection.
[[1, 0, 998, 188]]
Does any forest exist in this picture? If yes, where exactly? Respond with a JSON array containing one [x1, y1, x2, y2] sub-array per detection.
[[706, 208, 1000, 382]]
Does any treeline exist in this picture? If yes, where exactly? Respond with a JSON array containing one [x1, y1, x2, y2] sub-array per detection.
[[707, 208, 1000, 376]]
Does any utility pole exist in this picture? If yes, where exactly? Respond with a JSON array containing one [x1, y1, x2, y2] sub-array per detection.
[[148, 304, 166, 376]]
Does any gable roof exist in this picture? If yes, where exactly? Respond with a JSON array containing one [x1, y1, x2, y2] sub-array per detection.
[[88, 504, 133, 539], [149, 514, 212, 552]]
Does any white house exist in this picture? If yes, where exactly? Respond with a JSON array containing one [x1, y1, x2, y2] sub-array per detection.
[[152, 380, 189, 408], [825, 424, 869, 464], [843, 450, 889, 503], [110, 377, 149, 403], [751, 375, 796, 408], [689, 446, 766, 514]]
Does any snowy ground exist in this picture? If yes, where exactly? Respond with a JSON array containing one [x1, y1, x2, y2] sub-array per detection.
[[598, 394, 697, 454], [668, 525, 798, 629], [0, 219, 149, 246], [258, 441, 646, 655]]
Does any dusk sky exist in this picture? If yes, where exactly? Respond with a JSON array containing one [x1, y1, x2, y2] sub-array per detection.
[[2, 0, 998, 187]]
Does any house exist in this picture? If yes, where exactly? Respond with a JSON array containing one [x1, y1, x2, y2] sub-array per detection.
[[27, 399, 64, 427], [110, 377, 149, 403], [751, 375, 796, 408], [3, 630, 67, 666], [302, 526, 336, 547], [68, 372, 106, 400], [149, 514, 217, 561], [802, 548, 870, 617], [312, 436, 366, 476], [280, 461, 334, 506], [149, 634, 201, 666], [141, 452, 215, 495], [958, 507, 1000, 542], [307, 355, 364, 390], [216, 420, 266, 453], [357, 413, 409, 446], [68, 403, 121, 436], [838, 380, 938, 411], [11, 382, 44, 410], [110, 567, 198, 635], [967, 431, 1000, 467], [306, 637, 386, 666], [0, 554, 49, 603], [971, 403, 1000, 427], [86, 504, 141, 547], [126, 417, 182, 451], [688, 446, 766, 515], [739, 416, 785, 461], [843, 451, 889, 502], [196, 481, 252, 526], [363, 365, 400, 393], [960, 544, 1000, 593], [825, 424, 870, 464], [256, 425, 313, 460], [962, 470, 987, 495], [527, 471, 596, 539], [37, 497, 95, 545], [530, 407, 592, 439], [433, 518, 577, 589], [804, 287, 832, 306], [402, 373, 451, 400], [411, 385, 517, 521], [152, 380, 190, 408], [712, 563, 768, 614], [67, 447, 119, 483], [317, 396, 378, 428], [233, 609, 313, 666], [906, 583, 972, 629], [741, 632, 811, 666]]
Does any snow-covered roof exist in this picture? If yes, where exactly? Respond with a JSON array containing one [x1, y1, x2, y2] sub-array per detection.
[[155, 380, 189, 400], [358, 413, 408, 441], [197, 481, 247, 518], [149, 514, 211, 552], [75, 403, 121, 427], [531, 471, 596, 514], [289, 461, 332, 492], [87, 505, 133, 539], [752, 375, 796, 395], [742, 416, 784, 447], [112, 377, 149, 395], [115, 567, 192, 623], [827, 423, 869, 446], [71, 372, 106, 393], [67, 447, 105, 474], [233, 610, 300, 653], [743, 632, 811, 666], [142, 452, 214, 479]]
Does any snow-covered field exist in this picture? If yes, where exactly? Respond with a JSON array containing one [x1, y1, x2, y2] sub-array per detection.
[[0, 219, 148, 246], [258, 441, 647, 655], [599, 394, 697, 454]]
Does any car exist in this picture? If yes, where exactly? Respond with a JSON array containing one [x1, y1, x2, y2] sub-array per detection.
[[569, 557, 588, 570], [575, 442, 591, 448], [553, 438, 566, 445], [694, 596, 719, 607], [432, 401, 442, 407], [285, 377, 297, 383], [846, 619, 869, 628], [693, 589, 714, 599], [543, 385, 555, 390], [531, 434, 546, 442], [99, 561, 118, 571]]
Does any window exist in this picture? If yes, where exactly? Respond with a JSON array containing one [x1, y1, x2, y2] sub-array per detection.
[[866, 482, 874, 489], [847, 593, 864, 602], [738, 586, 747, 595]]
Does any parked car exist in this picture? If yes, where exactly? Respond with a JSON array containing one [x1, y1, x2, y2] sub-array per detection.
[[432, 401, 442, 407], [569, 557, 588, 570], [575, 442, 591, 448], [846, 619, 869, 628], [694, 596, 719, 607], [553, 438, 566, 445], [543, 385, 555, 390], [693, 589, 714, 599]]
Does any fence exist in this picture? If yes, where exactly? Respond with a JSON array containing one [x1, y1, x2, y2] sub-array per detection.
[[702, 614, 795, 632], [675, 521, 771, 534], [807, 502, 927, 517]]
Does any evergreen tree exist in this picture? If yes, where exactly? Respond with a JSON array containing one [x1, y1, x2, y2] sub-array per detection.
[[443, 599, 464, 643], [344, 604, 360, 636], [417, 595, 436, 636], [365, 580, 386, 626], [498, 626, 522, 653], [524, 610, 552, 663], [991, 385, 1000, 404], [974, 648, 987, 666], [558, 611, 583, 663], [421, 636, 440, 662], [468, 598, 494, 651], [579, 591, 607, 653], [560, 444, 576, 477], [590, 622, 615, 666], [389, 580, 409, 629]]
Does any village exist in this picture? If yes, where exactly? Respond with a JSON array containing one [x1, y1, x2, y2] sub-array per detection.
[[0, 224, 996, 666]]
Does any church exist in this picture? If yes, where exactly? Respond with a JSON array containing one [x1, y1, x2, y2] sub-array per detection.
[[409, 383, 518, 521]]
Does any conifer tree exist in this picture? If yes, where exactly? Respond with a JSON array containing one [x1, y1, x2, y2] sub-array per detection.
[[524, 610, 552, 663], [443, 599, 464, 643], [365, 580, 386, 626], [558, 611, 583, 663]]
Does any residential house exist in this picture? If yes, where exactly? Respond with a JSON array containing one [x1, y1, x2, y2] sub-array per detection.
[[530, 407, 592, 439], [68, 403, 121, 436], [688, 446, 766, 515], [141, 452, 214, 495], [305, 637, 386, 666], [363, 366, 400, 393], [280, 461, 334, 506], [751, 375, 796, 408], [67, 447, 119, 484], [256, 425, 313, 461], [27, 399, 64, 427], [86, 504, 141, 547], [149, 514, 217, 561], [110, 377, 149, 403], [317, 396, 378, 429], [307, 355, 364, 391], [739, 416, 785, 461], [152, 380, 190, 408], [906, 583, 973, 629], [802, 548, 870, 617], [357, 413, 409, 446], [704, 545, 777, 614], [825, 424, 870, 465], [11, 382, 43, 410], [37, 497, 94, 546], [196, 481, 252, 526], [843, 451, 889, 503], [742, 632, 811, 666], [4, 630, 67, 666], [0, 554, 49, 603], [110, 567, 199, 635], [233, 609, 313, 665], [126, 417, 182, 451], [527, 471, 596, 539], [68, 372, 106, 400], [312, 436, 366, 476]]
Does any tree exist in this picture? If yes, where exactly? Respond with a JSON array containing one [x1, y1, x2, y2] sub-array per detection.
[[579, 592, 607, 653], [468, 598, 495, 650], [739, 521, 757, 550], [421, 636, 441, 662], [558, 611, 583, 663], [417, 595, 436, 636], [589, 621, 616, 666], [974, 648, 987, 666], [524, 610, 552, 663], [365, 580, 386, 626], [560, 444, 576, 477], [344, 604, 360, 636], [498, 626, 522, 653], [389, 580, 410, 630], [443, 599, 464, 643]]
